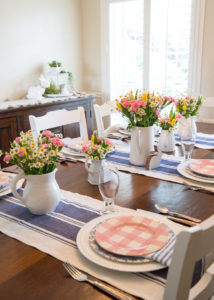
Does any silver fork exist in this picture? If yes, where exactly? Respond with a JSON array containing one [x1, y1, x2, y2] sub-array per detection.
[[63, 263, 136, 300]]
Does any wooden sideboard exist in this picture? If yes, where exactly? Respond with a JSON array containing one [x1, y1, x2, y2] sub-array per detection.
[[0, 95, 95, 166]]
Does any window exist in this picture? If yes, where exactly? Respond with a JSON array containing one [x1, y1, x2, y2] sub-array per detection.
[[101, 0, 205, 102]]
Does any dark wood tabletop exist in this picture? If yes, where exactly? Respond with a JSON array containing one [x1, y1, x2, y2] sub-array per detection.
[[0, 122, 214, 300]]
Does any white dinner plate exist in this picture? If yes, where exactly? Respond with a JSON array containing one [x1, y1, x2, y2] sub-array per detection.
[[118, 129, 131, 137], [61, 147, 86, 157], [177, 160, 214, 184], [77, 212, 170, 272]]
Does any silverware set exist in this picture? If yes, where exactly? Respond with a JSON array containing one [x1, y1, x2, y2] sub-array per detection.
[[155, 204, 201, 226], [63, 263, 136, 300]]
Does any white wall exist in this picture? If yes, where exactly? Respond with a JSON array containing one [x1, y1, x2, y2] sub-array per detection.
[[80, 0, 101, 94], [0, 0, 83, 102]]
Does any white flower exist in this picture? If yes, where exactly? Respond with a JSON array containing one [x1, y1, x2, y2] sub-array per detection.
[[49, 150, 56, 156], [94, 156, 99, 160]]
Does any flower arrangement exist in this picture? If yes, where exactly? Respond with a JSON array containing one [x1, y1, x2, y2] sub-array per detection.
[[115, 90, 173, 129], [3, 130, 64, 175], [158, 108, 182, 132], [82, 131, 114, 160], [173, 95, 204, 118]]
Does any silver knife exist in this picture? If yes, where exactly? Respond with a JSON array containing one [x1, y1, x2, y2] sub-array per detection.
[[167, 216, 198, 227]]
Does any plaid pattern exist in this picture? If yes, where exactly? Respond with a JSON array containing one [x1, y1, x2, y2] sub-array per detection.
[[95, 215, 170, 256]]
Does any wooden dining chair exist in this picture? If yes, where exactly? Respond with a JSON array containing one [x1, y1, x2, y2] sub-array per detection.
[[162, 214, 214, 300], [94, 102, 117, 136], [29, 107, 88, 142]]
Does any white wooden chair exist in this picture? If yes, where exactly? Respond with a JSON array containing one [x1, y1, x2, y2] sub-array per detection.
[[94, 102, 117, 136], [161, 214, 214, 300], [29, 107, 88, 142]]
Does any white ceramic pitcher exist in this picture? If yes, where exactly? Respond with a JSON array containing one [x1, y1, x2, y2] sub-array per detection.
[[130, 126, 154, 166], [85, 159, 107, 185], [159, 130, 175, 152], [11, 169, 61, 215]]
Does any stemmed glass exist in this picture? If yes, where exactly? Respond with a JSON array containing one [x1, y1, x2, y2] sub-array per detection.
[[179, 118, 196, 161], [98, 166, 119, 214]]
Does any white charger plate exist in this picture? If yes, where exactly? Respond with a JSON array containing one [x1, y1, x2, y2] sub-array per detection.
[[61, 147, 86, 157], [177, 161, 214, 184], [76, 211, 173, 272]]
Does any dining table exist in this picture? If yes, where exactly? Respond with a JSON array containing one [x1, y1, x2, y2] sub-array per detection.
[[0, 122, 214, 300]]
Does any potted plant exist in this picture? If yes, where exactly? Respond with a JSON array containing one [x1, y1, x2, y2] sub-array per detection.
[[82, 131, 115, 185], [3, 130, 64, 215], [115, 90, 173, 165], [44, 81, 61, 95], [158, 108, 182, 152]]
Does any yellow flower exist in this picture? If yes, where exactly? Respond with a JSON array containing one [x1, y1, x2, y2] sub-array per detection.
[[116, 102, 122, 111], [91, 134, 94, 142], [20, 147, 27, 155], [143, 93, 147, 101], [182, 104, 187, 111], [170, 119, 176, 126]]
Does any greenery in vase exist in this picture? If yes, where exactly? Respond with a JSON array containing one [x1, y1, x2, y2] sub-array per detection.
[[81, 131, 115, 160], [3, 130, 64, 175], [44, 82, 60, 95], [158, 108, 182, 132], [173, 95, 205, 118], [115, 90, 173, 129], [60, 70, 73, 87], [49, 60, 62, 68]]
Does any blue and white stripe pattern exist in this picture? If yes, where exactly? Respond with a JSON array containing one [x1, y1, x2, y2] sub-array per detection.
[[0, 192, 203, 288], [175, 133, 214, 147], [107, 150, 180, 176]]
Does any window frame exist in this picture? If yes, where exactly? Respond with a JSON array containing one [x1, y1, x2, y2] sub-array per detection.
[[100, 0, 205, 100]]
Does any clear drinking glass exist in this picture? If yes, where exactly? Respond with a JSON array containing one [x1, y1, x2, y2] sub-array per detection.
[[179, 117, 196, 161], [98, 166, 119, 214]]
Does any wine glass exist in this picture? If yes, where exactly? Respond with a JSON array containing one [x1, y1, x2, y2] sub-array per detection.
[[179, 118, 196, 161], [98, 166, 119, 214]]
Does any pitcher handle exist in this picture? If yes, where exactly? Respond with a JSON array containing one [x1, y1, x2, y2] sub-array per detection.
[[11, 172, 26, 203], [85, 158, 90, 172]]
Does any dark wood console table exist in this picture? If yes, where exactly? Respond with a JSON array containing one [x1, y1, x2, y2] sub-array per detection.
[[0, 95, 95, 166]]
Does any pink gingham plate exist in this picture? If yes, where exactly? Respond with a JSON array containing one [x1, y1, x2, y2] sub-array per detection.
[[95, 215, 170, 256], [189, 159, 214, 177]]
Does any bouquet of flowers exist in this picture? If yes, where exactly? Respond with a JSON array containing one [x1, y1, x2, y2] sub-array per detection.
[[3, 130, 64, 175], [173, 95, 204, 118], [82, 131, 114, 160], [115, 90, 173, 129], [158, 108, 182, 132]]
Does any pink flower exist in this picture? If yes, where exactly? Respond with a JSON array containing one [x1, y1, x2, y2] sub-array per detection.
[[50, 138, 64, 147], [155, 110, 160, 117], [131, 101, 140, 111], [138, 101, 147, 107], [158, 118, 163, 124], [42, 130, 54, 137], [158, 101, 163, 105], [106, 139, 113, 146], [15, 137, 21, 143], [18, 150, 25, 157], [3, 155, 10, 163], [82, 145, 89, 152], [122, 101, 130, 108], [39, 144, 48, 148], [97, 137, 103, 142]]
